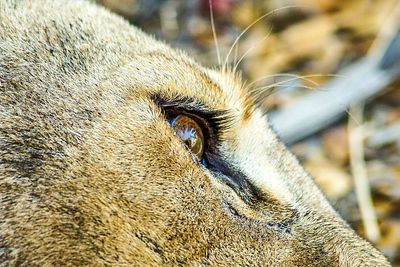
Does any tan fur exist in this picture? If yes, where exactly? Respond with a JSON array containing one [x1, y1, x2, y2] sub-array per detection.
[[0, 0, 390, 266]]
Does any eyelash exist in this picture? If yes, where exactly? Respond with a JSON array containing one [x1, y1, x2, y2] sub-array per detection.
[[152, 94, 235, 132]]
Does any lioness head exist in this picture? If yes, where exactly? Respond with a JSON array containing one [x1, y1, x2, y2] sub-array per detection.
[[0, 0, 389, 266]]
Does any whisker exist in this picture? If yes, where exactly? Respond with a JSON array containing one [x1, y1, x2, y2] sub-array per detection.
[[209, 0, 221, 65], [223, 5, 302, 69], [233, 26, 273, 73], [346, 108, 362, 127], [248, 73, 343, 88], [249, 76, 323, 109], [249, 73, 318, 88], [251, 76, 318, 95], [233, 41, 239, 69]]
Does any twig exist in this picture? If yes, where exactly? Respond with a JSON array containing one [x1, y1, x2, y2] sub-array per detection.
[[348, 104, 381, 243]]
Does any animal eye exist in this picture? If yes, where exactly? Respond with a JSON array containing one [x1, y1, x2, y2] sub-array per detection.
[[170, 115, 204, 159]]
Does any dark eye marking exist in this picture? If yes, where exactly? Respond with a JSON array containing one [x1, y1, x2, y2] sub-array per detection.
[[152, 94, 262, 198], [205, 153, 266, 205]]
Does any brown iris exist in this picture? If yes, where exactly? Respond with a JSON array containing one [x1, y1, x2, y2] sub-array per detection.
[[170, 115, 204, 159]]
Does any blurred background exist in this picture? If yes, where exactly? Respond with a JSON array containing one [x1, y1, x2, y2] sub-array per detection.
[[97, 0, 400, 265]]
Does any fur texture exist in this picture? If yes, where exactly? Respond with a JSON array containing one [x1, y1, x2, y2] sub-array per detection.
[[0, 0, 390, 266]]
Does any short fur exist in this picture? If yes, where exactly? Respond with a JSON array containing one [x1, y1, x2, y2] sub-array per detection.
[[0, 0, 390, 266]]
